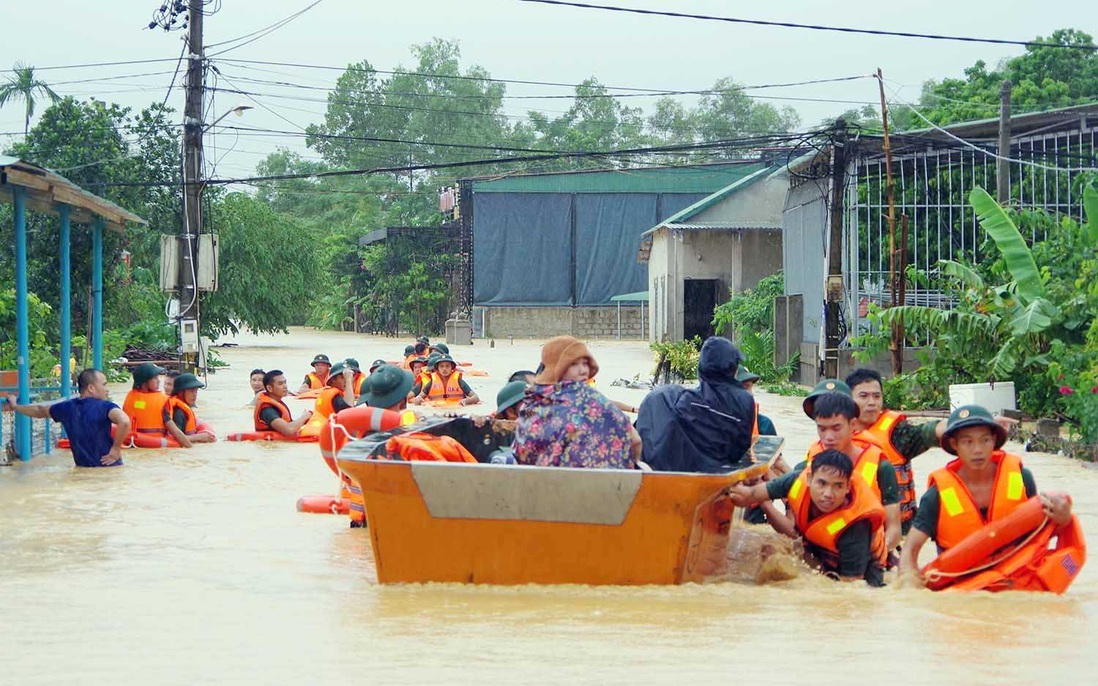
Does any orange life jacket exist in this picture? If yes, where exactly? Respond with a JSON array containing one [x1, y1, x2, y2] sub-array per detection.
[[805, 438, 884, 501], [787, 467, 888, 571], [927, 451, 1028, 551], [165, 395, 197, 434], [304, 371, 327, 389], [385, 433, 478, 463], [351, 371, 366, 397], [858, 410, 916, 523], [123, 389, 170, 436], [314, 386, 345, 419], [402, 354, 418, 370], [253, 392, 293, 431], [426, 371, 465, 401], [751, 401, 760, 438]]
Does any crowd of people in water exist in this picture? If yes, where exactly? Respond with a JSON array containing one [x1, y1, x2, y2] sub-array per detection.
[[3, 332, 1079, 589]]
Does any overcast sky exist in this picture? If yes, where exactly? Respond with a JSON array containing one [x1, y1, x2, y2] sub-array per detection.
[[1, 0, 1092, 179]]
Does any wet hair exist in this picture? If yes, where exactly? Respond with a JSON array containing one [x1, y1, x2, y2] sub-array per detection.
[[811, 449, 853, 480], [262, 369, 285, 389], [77, 368, 103, 392], [508, 370, 536, 383], [811, 392, 859, 421], [250, 368, 265, 377], [845, 368, 883, 391]]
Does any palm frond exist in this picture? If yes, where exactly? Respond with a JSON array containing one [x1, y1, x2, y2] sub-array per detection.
[[1085, 184, 1098, 245], [878, 305, 998, 340], [937, 259, 984, 290], [1006, 297, 1059, 337], [970, 186, 1044, 302]]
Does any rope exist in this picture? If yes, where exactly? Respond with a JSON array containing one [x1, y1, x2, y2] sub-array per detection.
[[923, 515, 1050, 583]]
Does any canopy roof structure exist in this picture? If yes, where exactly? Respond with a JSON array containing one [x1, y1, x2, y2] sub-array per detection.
[[0, 157, 146, 462]]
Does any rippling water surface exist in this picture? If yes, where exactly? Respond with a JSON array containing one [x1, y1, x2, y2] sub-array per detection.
[[2, 329, 1094, 684]]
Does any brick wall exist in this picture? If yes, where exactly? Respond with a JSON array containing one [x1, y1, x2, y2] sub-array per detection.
[[481, 306, 645, 340]]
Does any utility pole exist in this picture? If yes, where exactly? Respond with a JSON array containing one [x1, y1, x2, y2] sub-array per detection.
[[823, 119, 848, 380], [179, 0, 205, 371], [877, 68, 902, 375], [997, 80, 1013, 204]]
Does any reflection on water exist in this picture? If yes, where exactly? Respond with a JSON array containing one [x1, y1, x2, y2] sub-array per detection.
[[1, 329, 1095, 684]]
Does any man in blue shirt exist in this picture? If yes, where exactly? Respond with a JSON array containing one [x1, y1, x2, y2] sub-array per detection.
[[5, 368, 130, 467]]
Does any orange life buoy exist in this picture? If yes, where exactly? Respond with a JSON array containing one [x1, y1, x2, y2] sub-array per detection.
[[318, 405, 411, 475], [59, 422, 216, 449], [296, 495, 351, 515], [226, 430, 318, 443], [923, 495, 1087, 593]]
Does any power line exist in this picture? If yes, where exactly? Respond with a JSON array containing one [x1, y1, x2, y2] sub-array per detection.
[[206, 0, 326, 56], [99, 132, 814, 187], [0, 57, 185, 73], [515, 0, 1098, 51]]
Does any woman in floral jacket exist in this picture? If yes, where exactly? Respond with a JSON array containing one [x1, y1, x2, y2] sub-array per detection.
[[514, 336, 642, 469]]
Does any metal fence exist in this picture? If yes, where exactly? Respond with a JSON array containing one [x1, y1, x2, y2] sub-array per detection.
[[844, 120, 1098, 342], [1, 380, 71, 463]]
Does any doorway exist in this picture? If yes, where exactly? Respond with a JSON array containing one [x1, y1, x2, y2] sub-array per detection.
[[683, 278, 719, 341]]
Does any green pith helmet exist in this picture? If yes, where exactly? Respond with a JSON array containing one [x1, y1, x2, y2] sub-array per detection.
[[362, 365, 414, 409], [132, 362, 166, 387], [426, 353, 442, 371], [171, 373, 204, 393], [940, 404, 1007, 455], [735, 366, 761, 384], [802, 378, 852, 418], [403, 345, 416, 356], [495, 380, 527, 415]]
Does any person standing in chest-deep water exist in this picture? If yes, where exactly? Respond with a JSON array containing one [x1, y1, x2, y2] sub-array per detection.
[[255, 370, 314, 436], [5, 368, 131, 467], [635, 336, 756, 473]]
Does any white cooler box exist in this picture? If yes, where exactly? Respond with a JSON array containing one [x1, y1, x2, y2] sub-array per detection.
[[948, 382, 1017, 417]]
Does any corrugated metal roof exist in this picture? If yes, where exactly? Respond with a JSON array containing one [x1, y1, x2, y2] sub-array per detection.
[[662, 222, 782, 231], [643, 165, 776, 233], [469, 161, 766, 194], [0, 156, 146, 229]]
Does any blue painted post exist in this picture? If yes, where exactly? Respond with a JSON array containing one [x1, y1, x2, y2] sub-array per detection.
[[92, 217, 104, 371], [14, 186, 32, 461], [59, 204, 72, 397]]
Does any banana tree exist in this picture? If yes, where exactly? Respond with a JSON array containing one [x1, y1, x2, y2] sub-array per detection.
[[879, 185, 1096, 380]]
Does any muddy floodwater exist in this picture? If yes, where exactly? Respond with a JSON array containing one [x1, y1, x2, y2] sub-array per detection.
[[2, 329, 1095, 684]]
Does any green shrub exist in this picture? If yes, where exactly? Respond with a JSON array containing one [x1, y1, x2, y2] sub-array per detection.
[[651, 336, 702, 381]]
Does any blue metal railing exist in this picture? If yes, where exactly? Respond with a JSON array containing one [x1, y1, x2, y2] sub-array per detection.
[[1, 382, 76, 461]]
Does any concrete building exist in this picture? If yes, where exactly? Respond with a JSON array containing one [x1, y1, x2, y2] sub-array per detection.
[[462, 161, 770, 340], [638, 165, 785, 342]]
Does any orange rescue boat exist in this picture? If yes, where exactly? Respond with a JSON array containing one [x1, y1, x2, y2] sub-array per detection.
[[336, 425, 781, 586]]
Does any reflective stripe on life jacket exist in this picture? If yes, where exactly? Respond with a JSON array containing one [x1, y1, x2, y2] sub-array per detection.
[[426, 371, 464, 401], [805, 438, 884, 502], [253, 392, 293, 431], [787, 467, 888, 571], [928, 451, 1027, 551], [304, 371, 327, 389], [165, 396, 198, 434], [123, 389, 170, 435], [314, 386, 344, 419], [858, 410, 915, 523]]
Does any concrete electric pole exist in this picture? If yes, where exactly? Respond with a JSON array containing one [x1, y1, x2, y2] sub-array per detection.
[[178, 0, 205, 371]]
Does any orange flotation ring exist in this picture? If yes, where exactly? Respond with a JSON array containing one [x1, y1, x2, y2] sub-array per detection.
[[226, 431, 318, 442], [296, 495, 351, 515], [318, 405, 412, 475], [58, 423, 217, 449], [923, 495, 1087, 593]]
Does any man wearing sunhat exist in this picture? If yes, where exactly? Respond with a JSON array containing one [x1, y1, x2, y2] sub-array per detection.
[[122, 361, 170, 439], [298, 354, 332, 393], [164, 373, 216, 448], [900, 404, 1074, 581]]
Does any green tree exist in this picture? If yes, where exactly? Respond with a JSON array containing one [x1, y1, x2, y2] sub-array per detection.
[[0, 62, 60, 135], [901, 28, 1098, 128], [201, 192, 323, 336]]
